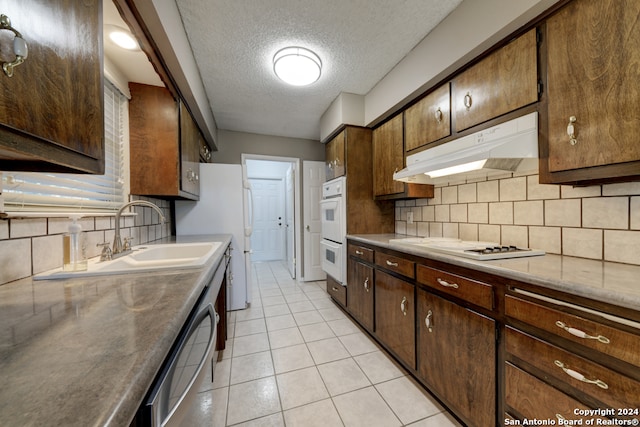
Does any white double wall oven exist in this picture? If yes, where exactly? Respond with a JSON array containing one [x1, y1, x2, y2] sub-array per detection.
[[320, 177, 347, 285]]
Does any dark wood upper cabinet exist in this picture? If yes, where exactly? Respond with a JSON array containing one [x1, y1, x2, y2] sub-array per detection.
[[404, 83, 451, 152], [0, 0, 104, 173], [373, 114, 405, 197], [452, 28, 538, 133], [541, 0, 640, 184], [325, 131, 345, 181], [128, 83, 199, 200]]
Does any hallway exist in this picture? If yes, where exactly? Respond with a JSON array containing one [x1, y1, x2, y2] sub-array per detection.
[[183, 261, 462, 426]]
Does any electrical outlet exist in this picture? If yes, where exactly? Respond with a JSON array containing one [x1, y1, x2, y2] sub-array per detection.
[[407, 211, 414, 224]]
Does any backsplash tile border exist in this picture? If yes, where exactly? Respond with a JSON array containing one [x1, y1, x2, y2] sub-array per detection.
[[0, 196, 172, 285], [396, 173, 640, 266]]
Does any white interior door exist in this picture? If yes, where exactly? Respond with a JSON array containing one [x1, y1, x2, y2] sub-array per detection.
[[285, 167, 295, 278], [250, 178, 285, 261], [302, 161, 326, 281]]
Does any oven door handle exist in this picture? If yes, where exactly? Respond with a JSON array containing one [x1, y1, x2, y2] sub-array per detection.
[[158, 303, 217, 427]]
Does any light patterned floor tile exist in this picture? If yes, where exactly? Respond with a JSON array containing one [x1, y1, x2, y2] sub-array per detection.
[[233, 332, 270, 357], [354, 351, 405, 384], [333, 386, 401, 427], [271, 343, 315, 374], [283, 398, 343, 427], [265, 313, 297, 331], [306, 337, 350, 365], [230, 351, 274, 385], [268, 327, 304, 350], [276, 366, 329, 410], [339, 332, 379, 356], [226, 377, 281, 425], [317, 358, 371, 396], [299, 322, 335, 342], [375, 377, 443, 425]]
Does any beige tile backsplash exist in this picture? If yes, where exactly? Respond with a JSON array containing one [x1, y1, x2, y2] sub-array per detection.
[[396, 173, 640, 266], [0, 197, 172, 285]]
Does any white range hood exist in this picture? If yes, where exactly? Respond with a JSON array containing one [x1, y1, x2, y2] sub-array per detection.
[[393, 112, 539, 184]]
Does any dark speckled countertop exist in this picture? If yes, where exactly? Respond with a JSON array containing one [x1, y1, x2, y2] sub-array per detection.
[[0, 234, 231, 427], [349, 234, 640, 313]]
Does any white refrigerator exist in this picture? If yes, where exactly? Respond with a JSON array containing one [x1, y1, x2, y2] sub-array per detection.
[[175, 163, 253, 311]]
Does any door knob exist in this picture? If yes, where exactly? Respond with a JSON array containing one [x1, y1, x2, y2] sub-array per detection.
[[306, 225, 310, 231]]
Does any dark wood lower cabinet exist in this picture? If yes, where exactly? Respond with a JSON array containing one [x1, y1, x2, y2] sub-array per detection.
[[416, 288, 496, 427], [347, 258, 374, 331], [374, 270, 415, 369]]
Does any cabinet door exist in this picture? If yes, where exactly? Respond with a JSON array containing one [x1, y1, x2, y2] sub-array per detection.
[[325, 131, 345, 181], [372, 114, 404, 196], [347, 258, 374, 331], [179, 102, 201, 198], [452, 29, 538, 132], [129, 83, 180, 196], [0, 0, 103, 173], [405, 83, 451, 152], [505, 363, 608, 424], [375, 270, 415, 368], [417, 289, 495, 427], [546, 0, 640, 173]]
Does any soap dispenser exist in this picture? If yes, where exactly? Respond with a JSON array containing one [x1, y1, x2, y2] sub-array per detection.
[[63, 215, 87, 271]]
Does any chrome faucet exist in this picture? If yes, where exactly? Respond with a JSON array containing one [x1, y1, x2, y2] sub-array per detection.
[[113, 200, 166, 255]]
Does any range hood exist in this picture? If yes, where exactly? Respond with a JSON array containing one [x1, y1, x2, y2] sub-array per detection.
[[394, 112, 539, 184]]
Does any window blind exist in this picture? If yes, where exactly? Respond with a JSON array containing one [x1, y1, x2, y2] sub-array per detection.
[[1, 80, 127, 213]]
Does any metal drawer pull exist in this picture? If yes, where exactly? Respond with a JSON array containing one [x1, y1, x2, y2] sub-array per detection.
[[554, 360, 609, 389], [0, 14, 28, 78], [355, 250, 364, 255], [555, 321, 611, 344], [464, 92, 473, 109], [363, 277, 370, 292], [436, 278, 459, 289], [332, 286, 339, 292], [425, 310, 433, 333], [386, 260, 399, 267], [400, 297, 408, 316], [434, 107, 443, 123]]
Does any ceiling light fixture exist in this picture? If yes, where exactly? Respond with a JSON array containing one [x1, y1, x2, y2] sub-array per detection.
[[273, 46, 322, 86], [106, 25, 140, 51]]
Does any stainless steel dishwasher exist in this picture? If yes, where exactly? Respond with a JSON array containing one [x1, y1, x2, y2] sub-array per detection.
[[137, 261, 224, 426]]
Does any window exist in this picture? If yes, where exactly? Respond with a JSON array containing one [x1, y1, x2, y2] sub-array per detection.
[[1, 80, 128, 213]]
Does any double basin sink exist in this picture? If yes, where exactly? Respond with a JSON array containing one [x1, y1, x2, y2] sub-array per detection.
[[35, 241, 222, 280]]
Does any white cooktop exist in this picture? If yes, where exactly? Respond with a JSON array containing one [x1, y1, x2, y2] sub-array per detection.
[[388, 237, 545, 261]]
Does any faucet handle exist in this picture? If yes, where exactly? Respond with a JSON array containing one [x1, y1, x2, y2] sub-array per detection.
[[97, 242, 112, 261], [123, 237, 134, 251]]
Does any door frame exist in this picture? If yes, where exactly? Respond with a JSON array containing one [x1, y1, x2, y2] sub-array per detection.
[[242, 154, 302, 280]]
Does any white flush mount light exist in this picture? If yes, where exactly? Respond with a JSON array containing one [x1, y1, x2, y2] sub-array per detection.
[[106, 25, 140, 51], [273, 46, 322, 86]]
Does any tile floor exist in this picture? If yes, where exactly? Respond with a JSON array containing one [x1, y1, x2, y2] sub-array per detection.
[[183, 261, 462, 427]]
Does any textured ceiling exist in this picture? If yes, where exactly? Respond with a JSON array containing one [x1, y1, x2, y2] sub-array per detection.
[[174, 0, 463, 140]]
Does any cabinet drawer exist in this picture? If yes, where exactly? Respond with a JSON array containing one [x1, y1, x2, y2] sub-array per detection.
[[417, 265, 493, 310], [506, 327, 640, 409], [348, 243, 374, 263], [505, 363, 607, 423], [327, 276, 346, 307], [505, 295, 640, 368], [375, 252, 415, 278]]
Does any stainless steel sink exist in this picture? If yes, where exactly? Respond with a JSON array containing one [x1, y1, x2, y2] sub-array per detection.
[[34, 242, 222, 280]]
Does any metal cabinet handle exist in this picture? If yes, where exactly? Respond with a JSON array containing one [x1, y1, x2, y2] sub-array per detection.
[[463, 92, 473, 110], [386, 260, 399, 267], [0, 14, 28, 77], [434, 107, 443, 123], [554, 360, 608, 389], [567, 116, 577, 145], [355, 250, 364, 255], [400, 296, 408, 316], [332, 286, 339, 292], [363, 277, 370, 292], [555, 321, 610, 344], [425, 310, 433, 332], [436, 278, 459, 289]]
